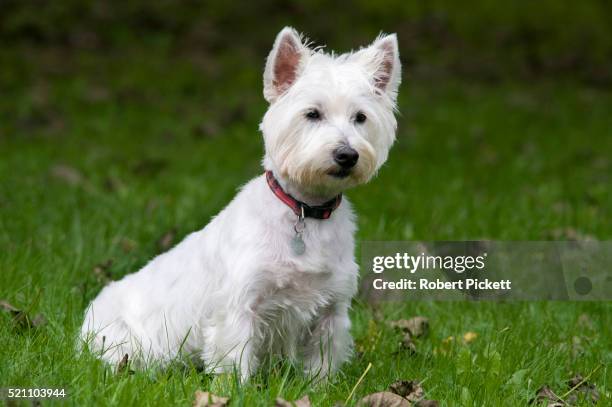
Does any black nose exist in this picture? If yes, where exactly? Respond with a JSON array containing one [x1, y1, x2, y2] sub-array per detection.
[[333, 146, 359, 169]]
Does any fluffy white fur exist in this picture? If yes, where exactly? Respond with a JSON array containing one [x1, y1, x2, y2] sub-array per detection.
[[80, 27, 401, 380]]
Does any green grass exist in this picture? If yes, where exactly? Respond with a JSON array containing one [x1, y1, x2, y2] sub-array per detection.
[[1, 45, 611, 405]]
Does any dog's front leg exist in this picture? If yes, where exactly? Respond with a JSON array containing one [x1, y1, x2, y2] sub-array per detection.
[[210, 312, 259, 381], [302, 301, 353, 378]]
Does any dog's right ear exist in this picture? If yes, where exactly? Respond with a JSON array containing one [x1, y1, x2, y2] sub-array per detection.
[[264, 27, 310, 103]]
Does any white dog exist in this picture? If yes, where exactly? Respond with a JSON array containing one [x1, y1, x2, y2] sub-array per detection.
[[81, 27, 401, 379]]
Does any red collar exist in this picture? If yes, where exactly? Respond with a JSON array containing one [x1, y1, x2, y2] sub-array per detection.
[[265, 171, 342, 220]]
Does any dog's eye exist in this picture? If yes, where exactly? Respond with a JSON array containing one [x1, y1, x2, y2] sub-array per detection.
[[305, 109, 321, 120], [355, 112, 367, 124]]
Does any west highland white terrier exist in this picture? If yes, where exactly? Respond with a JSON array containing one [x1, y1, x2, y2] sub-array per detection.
[[81, 27, 401, 379]]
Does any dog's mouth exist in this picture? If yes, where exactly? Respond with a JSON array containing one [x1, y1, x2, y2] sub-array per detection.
[[327, 168, 352, 179]]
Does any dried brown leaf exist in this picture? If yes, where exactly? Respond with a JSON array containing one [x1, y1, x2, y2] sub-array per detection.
[[388, 380, 424, 402], [120, 238, 137, 253], [93, 259, 113, 283], [31, 313, 48, 328], [293, 396, 312, 407], [389, 316, 429, 338], [193, 122, 222, 139], [275, 395, 311, 407], [399, 333, 417, 354], [116, 353, 134, 375], [530, 385, 564, 405], [193, 390, 229, 407], [158, 228, 177, 251], [50, 164, 83, 186], [116, 353, 128, 373], [549, 228, 596, 242], [0, 300, 20, 313], [357, 391, 410, 407], [567, 374, 599, 404], [577, 314, 594, 331], [0, 300, 46, 331]]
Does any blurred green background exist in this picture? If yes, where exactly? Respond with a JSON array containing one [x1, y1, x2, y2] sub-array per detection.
[[2, 0, 612, 84], [1, 0, 610, 240], [3, 0, 612, 147]]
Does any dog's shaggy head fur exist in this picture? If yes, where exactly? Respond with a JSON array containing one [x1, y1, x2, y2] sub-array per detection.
[[260, 27, 401, 201]]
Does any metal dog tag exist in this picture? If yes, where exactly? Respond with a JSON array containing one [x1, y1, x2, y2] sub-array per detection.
[[291, 234, 306, 256], [291, 206, 306, 256]]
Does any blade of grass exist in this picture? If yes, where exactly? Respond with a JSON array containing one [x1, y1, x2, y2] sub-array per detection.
[[344, 362, 372, 405]]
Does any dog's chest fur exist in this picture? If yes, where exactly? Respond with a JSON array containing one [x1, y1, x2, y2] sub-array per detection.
[[221, 175, 358, 338], [247, 237, 354, 356]]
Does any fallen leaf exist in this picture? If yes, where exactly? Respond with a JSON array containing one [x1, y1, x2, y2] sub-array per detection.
[[93, 259, 113, 283], [193, 390, 229, 407], [31, 314, 48, 328], [192, 122, 222, 139], [548, 228, 596, 242], [389, 316, 429, 338], [294, 396, 311, 407], [357, 391, 410, 407], [463, 331, 478, 344], [399, 333, 417, 354], [157, 228, 177, 251], [120, 238, 137, 253], [388, 380, 423, 402], [577, 314, 594, 331], [0, 300, 47, 331], [566, 374, 599, 404], [529, 385, 563, 405], [116, 353, 134, 375], [0, 300, 20, 313], [50, 164, 83, 186], [275, 395, 311, 407]]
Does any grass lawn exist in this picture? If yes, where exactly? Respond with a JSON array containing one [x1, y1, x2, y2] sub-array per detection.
[[1, 46, 611, 405]]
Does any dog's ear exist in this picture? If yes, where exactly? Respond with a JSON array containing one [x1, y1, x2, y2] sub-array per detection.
[[264, 27, 310, 103], [351, 33, 401, 101]]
